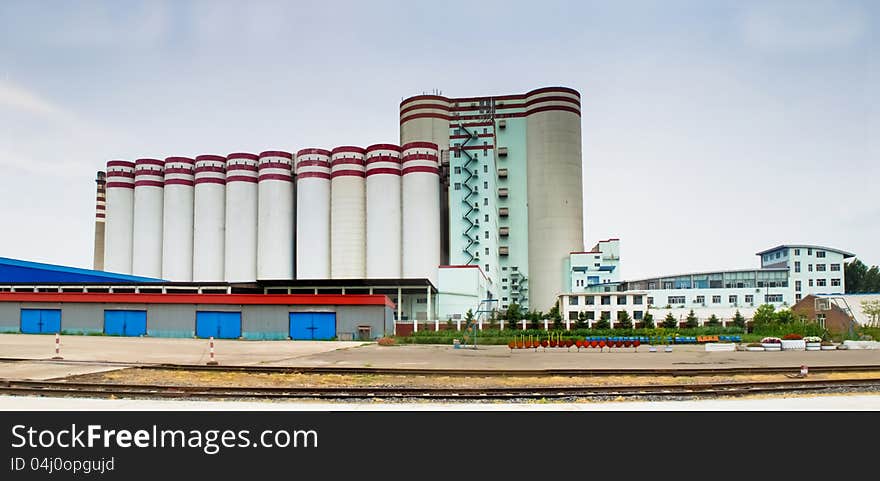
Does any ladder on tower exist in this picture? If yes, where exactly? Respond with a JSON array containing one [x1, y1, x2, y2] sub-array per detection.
[[460, 298, 498, 349]]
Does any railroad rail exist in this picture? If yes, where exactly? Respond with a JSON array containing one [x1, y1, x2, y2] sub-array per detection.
[[2, 358, 880, 377], [1, 378, 879, 400]]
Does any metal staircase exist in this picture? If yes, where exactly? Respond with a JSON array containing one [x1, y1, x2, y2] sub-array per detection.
[[454, 99, 495, 265], [460, 298, 499, 349]]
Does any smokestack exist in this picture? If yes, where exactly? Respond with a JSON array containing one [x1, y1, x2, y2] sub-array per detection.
[[93, 171, 107, 270]]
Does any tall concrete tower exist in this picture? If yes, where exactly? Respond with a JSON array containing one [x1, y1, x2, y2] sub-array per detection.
[[92, 171, 106, 271]]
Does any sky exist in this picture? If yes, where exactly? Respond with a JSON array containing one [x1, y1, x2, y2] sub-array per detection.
[[0, 0, 877, 280]]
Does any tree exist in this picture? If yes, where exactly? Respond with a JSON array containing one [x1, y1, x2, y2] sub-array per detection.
[[549, 301, 562, 330], [707, 314, 720, 327], [595, 311, 610, 330], [685, 309, 698, 329], [861, 300, 880, 325], [846, 259, 880, 293], [575, 311, 587, 330], [774, 309, 797, 324], [662, 312, 677, 329], [732, 310, 746, 328], [642, 312, 655, 329], [506, 303, 523, 330], [617, 311, 633, 329], [752, 304, 776, 328]]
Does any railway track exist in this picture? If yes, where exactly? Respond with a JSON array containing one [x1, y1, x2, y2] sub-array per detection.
[[1, 378, 880, 400], [3, 358, 880, 377]]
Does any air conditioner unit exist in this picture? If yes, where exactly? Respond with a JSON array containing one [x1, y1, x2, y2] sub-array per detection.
[[498, 147, 508, 156]]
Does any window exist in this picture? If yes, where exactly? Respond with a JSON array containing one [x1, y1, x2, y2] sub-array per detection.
[[454, 183, 461, 190], [816, 264, 826, 272], [794, 248, 800, 255], [808, 248, 813, 255], [502, 297, 508, 302], [830, 264, 840, 271], [795, 281, 801, 292], [795, 261, 801, 273], [585, 312, 595, 320], [594, 263, 601, 267], [729, 295, 737, 304], [648, 282, 656, 290], [483, 198, 488, 206], [483, 181, 488, 189], [712, 295, 721, 304], [633, 311, 643, 320], [601, 296, 611, 305], [568, 311, 579, 321], [570, 296, 579, 306], [668, 296, 685, 305], [483, 127, 488, 134], [617, 296, 627, 305], [484, 247, 489, 255], [633, 295, 643, 305], [817, 313, 826, 329], [796, 294, 802, 302], [485, 231, 489, 239], [808, 264, 813, 272], [831, 278, 841, 287], [502, 267, 507, 271], [809, 279, 814, 287], [765, 294, 783, 303], [696, 295, 705, 304], [485, 264, 489, 272], [647, 296, 654, 305], [745, 295, 754, 304], [775, 252, 781, 259], [454, 166, 461, 174], [816, 279, 826, 287], [816, 251, 826, 258], [483, 165, 488, 173], [585, 296, 595, 305]]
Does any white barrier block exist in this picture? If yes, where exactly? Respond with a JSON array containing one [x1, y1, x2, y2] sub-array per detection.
[[705, 343, 736, 352], [843, 340, 880, 350]]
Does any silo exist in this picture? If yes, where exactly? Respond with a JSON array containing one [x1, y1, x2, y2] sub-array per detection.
[[131, 158, 164, 278], [330, 146, 366, 279], [92, 171, 106, 271], [401, 142, 440, 286], [400, 95, 452, 265], [104, 160, 135, 274], [525, 86, 584, 310], [365, 144, 402, 279], [193, 154, 227, 281], [257, 150, 294, 280], [161, 156, 195, 281], [295, 148, 331, 280], [224, 152, 259, 282]]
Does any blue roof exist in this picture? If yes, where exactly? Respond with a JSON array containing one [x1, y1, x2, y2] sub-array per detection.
[[0, 257, 164, 284]]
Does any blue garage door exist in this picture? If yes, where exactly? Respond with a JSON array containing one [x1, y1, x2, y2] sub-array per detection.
[[196, 311, 241, 339], [104, 310, 147, 337], [289, 312, 336, 340], [20, 309, 61, 334]]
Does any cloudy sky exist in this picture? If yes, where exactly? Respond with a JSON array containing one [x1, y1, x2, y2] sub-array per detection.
[[0, 0, 877, 279]]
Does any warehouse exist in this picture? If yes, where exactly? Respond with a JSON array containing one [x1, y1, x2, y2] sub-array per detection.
[[0, 258, 395, 340]]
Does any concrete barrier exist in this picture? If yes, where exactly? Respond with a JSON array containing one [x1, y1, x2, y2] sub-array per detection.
[[705, 343, 736, 352], [843, 340, 880, 350]]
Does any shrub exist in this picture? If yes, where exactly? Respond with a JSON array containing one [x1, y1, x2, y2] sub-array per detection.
[[642, 312, 655, 329], [782, 333, 803, 340], [760, 337, 781, 344], [706, 314, 720, 327], [662, 313, 677, 329], [595, 318, 610, 330], [685, 310, 698, 329], [732, 310, 746, 328], [377, 337, 396, 346], [617, 311, 633, 329]]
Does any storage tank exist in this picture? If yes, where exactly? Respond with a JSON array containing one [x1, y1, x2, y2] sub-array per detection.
[[257, 150, 294, 280], [295, 148, 331, 280], [161, 156, 195, 281], [330, 146, 366, 279], [104, 160, 135, 274], [193, 154, 227, 281], [365, 144, 402, 279], [92, 171, 106, 271], [131, 158, 164, 278], [224, 152, 260, 282], [401, 142, 440, 285], [525, 86, 584, 310]]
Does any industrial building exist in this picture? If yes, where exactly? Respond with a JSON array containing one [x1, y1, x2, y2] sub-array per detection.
[[559, 244, 854, 328]]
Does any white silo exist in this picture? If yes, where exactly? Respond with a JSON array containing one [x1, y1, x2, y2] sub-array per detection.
[[257, 150, 294, 280], [131, 158, 164, 278], [295, 148, 331, 280], [365, 144, 402, 279], [193, 154, 227, 281], [224, 152, 259, 282], [104, 160, 136, 274], [330, 146, 366, 279], [161, 157, 195, 281], [525, 87, 583, 311], [401, 142, 440, 286]]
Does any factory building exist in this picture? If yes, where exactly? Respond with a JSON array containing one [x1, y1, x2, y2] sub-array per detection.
[[559, 243, 854, 328]]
